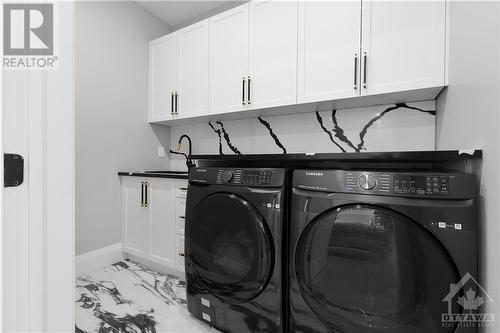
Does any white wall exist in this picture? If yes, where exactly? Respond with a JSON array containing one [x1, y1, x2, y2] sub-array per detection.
[[436, 1, 500, 330], [75, 1, 170, 255]]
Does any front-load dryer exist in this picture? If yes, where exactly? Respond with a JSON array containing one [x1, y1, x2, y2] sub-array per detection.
[[289, 169, 478, 333], [185, 167, 286, 333]]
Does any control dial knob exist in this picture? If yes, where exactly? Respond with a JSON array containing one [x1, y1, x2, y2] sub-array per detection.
[[222, 170, 233, 182], [358, 174, 377, 190]]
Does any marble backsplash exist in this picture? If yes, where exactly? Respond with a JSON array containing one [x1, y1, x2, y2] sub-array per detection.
[[169, 101, 436, 170]]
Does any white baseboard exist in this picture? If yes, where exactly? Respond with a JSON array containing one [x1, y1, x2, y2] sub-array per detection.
[[76, 243, 124, 277]]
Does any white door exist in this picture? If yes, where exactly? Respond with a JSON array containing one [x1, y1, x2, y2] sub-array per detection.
[[122, 178, 147, 256], [248, 0, 298, 109], [2, 2, 74, 331], [177, 19, 209, 118], [150, 34, 178, 121], [147, 178, 176, 268], [209, 4, 249, 115], [3, 70, 33, 333], [298, 1, 362, 103], [361, 0, 446, 95]]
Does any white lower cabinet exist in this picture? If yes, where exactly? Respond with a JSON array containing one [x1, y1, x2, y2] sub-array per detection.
[[148, 178, 176, 267], [122, 177, 147, 257], [174, 180, 188, 272], [176, 235, 185, 272], [121, 176, 187, 275], [175, 197, 186, 235]]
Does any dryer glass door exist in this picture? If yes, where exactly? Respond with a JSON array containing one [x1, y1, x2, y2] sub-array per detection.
[[295, 204, 461, 333], [186, 193, 273, 302]]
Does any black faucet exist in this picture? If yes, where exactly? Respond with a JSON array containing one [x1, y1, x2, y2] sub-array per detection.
[[176, 135, 196, 169]]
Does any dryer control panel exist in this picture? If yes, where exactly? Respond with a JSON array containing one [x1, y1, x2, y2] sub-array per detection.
[[189, 167, 285, 187], [294, 170, 475, 200]]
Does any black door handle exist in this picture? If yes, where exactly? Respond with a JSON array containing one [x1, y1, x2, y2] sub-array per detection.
[[242, 77, 246, 105], [144, 182, 149, 207], [141, 181, 144, 207], [175, 92, 178, 114], [171, 92, 174, 116], [354, 54, 358, 90], [363, 52, 367, 89], [4, 153, 24, 187], [247, 76, 251, 104]]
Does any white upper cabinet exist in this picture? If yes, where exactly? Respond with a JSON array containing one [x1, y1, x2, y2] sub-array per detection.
[[361, 0, 446, 95], [150, 34, 178, 121], [209, 4, 249, 115], [149, 0, 447, 124], [298, 1, 362, 103], [248, 0, 298, 109], [177, 19, 210, 118]]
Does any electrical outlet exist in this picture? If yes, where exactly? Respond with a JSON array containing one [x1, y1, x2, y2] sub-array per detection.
[[158, 146, 166, 158]]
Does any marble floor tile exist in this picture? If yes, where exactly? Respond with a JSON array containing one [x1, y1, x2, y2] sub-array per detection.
[[75, 260, 220, 333]]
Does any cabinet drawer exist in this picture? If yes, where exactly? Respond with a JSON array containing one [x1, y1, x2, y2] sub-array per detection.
[[175, 197, 186, 235], [176, 234, 185, 272], [176, 180, 189, 198]]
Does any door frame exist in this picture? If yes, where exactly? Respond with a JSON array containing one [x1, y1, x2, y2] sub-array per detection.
[[1, 2, 75, 331]]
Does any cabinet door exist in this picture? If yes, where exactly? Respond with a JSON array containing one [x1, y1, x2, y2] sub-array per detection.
[[150, 34, 178, 120], [122, 178, 146, 257], [248, 0, 298, 109], [298, 1, 361, 103], [147, 178, 176, 268], [177, 20, 209, 118], [176, 235, 185, 272], [175, 197, 186, 235], [175, 180, 188, 199], [361, 0, 445, 95], [209, 4, 249, 115]]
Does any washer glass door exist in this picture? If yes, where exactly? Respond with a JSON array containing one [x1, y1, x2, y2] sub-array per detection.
[[295, 204, 461, 333], [187, 193, 273, 302]]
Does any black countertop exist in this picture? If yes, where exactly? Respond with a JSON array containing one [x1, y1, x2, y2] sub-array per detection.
[[190, 150, 482, 162], [118, 171, 188, 179], [118, 151, 482, 178]]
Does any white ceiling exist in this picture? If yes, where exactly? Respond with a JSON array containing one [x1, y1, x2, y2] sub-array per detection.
[[136, 1, 240, 28]]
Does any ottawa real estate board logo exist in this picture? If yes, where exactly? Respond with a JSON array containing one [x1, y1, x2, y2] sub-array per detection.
[[2, 3, 58, 70], [442, 272, 495, 329]]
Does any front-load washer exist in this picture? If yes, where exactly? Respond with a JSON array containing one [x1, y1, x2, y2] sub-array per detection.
[[289, 169, 477, 333], [185, 167, 287, 333]]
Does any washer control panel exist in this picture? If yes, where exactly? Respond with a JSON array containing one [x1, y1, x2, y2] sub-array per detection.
[[346, 172, 391, 194], [293, 170, 474, 200], [393, 174, 449, 195], [346, 172, 451, 196], [189, 168, 284, 187], [217, 169, 275, 186]]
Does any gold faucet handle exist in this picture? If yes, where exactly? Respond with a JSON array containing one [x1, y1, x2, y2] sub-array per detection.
[[176, 143, 181, 150]]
